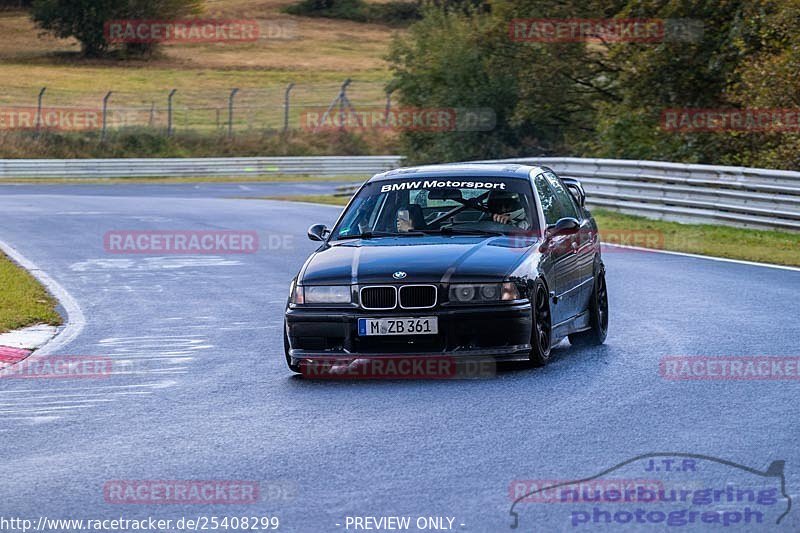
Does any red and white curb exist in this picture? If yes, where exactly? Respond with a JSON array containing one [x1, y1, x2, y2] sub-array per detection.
[[0, 324, 59, 371], [0, 237, 85, 358]]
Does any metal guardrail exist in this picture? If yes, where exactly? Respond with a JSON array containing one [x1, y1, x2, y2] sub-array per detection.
[[0, 156, 405, 179], [335, 157, 800, 232], [3, 154, 797, 231]]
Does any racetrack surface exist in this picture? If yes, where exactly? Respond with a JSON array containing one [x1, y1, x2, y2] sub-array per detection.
[[0, 182, 798, 532]]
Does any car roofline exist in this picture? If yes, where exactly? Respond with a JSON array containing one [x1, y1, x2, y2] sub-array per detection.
[[367, 163, 548, 182]]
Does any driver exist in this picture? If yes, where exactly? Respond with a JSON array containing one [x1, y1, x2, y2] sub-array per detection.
[[487, 191, 530, 229]]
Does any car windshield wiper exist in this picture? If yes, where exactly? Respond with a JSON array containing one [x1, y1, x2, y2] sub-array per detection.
[[335, 230, 427, 240]]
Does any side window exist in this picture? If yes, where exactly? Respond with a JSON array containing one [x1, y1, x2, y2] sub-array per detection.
[[544, 171, 580, 220], [533, 173, 563, 225]]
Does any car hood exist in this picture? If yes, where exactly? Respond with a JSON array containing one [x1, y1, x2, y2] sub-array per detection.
[[300, 235, 538, 285]]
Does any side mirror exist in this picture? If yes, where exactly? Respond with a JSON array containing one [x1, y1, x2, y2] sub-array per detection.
[[561, 177, 586, 208], [307, 224, 328, 242], [546, 217, 580, 238]]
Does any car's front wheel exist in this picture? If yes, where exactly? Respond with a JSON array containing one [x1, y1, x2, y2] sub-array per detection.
[[284, 322, 301, 373], [569, 267, 608, 346], [529, 281, 553, 366]]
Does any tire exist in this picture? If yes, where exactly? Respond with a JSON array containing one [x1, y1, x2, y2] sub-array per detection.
[[569, 267, 609, 347], [529, 281, 553, 367], [284, 322, 301, 373]]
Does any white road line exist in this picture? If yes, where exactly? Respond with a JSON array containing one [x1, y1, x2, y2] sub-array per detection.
[[0, 381, 175, 394], [0, 391, 153, 401], [0, 238, 86, 355], [0, 399, 116, 407], [603, 243, 800, 273]]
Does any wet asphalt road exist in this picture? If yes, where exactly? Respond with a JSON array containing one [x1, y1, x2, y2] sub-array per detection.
[[0, 181, 798, 532]]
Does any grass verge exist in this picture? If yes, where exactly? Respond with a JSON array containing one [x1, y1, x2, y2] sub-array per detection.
[[0, 251, 62, 334], [592, 208, 800, 267], [262, 195, 800, 267]]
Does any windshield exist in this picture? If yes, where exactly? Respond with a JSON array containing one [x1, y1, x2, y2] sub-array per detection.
[[331, 177, 540, 240]]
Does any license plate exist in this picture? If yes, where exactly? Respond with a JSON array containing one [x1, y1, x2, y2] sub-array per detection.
[[358, 317, 438, 336]]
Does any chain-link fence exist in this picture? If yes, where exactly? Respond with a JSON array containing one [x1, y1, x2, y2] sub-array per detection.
[[0, 80, 392, 138]]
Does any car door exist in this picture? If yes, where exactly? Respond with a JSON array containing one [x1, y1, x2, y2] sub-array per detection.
[[543, 171, 595, 315], [532, 172, 576, 325]]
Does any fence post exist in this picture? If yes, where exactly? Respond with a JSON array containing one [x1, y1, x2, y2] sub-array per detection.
[[339, 78, 351, 131], [167, 89, 177, 136], [101, 91, 113, 142], [314, 78, 361, 133], [228, 88, 239, 139], [384, 88, 394, 121], [283, 82, 295, 133], [35, 87, 46, 132]]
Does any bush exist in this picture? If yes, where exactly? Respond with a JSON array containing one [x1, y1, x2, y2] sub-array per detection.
[[285, 0, 420, 26], [0, 128, 400, 158]]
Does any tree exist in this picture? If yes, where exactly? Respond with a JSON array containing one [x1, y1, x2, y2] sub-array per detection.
[[725, 0, 800, 168], [32, 0, 122, 56], [389, 0, 800, 167], [31, 0, 202, 57], [387, 0, 619, 162], [388, 5, 521, 162]]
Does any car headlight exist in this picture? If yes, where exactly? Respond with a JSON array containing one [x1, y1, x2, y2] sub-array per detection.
[[302, 285, 352, 304], [449, 282, 519, 303]]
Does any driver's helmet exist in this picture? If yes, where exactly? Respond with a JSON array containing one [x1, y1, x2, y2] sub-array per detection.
[[488, 190, 523, 214]]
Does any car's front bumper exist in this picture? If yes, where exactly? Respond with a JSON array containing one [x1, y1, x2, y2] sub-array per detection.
[[285, 302, 533, 364]]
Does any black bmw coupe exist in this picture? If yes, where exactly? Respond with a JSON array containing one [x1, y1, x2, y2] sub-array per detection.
[[284, 163, 608, 372]]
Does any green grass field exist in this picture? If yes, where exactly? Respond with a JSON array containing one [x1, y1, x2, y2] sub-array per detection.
[[0, 1, 400, 139], [0, 252, 62, 334], [0, 1, 396, 108], [262, 195, 800, 267]]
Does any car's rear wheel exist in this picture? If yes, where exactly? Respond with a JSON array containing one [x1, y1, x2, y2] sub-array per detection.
[[284, 322, 301, 373], [569, 268, 608, 346], [529, 281, 552, 367]]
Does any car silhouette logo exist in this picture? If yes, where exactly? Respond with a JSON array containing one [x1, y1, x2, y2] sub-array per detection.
[[393, 271, 407, 280]]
